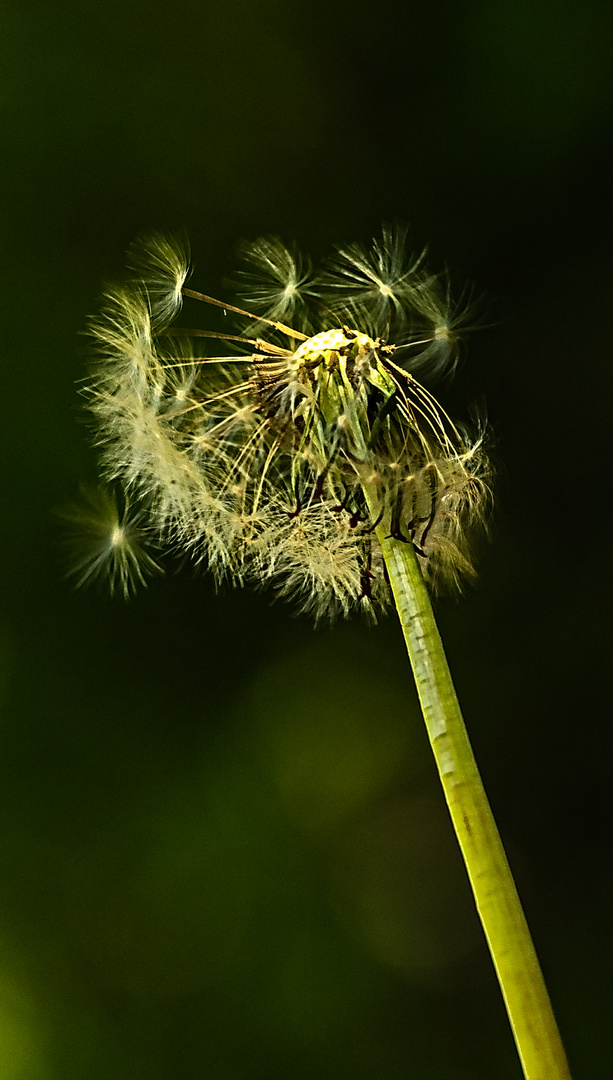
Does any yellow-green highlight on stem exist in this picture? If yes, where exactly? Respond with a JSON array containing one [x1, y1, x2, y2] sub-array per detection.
[[375, 526, 571, 1080]]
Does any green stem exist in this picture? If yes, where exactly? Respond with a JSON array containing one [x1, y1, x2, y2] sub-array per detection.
[[375, 527, 571, 1080]]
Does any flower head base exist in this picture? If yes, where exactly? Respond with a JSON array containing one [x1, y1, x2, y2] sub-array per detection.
[[83, 229, 491, 620]]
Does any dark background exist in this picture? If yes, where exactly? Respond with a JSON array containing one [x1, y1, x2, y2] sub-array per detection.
[[1, 1, 612, 1076]]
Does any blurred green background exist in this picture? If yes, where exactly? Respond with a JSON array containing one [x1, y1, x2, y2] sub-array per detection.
[[1, 0, 612, 1076]]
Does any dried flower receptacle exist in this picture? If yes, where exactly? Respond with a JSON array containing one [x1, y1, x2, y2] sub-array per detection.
[[82, 227, 490, 618]]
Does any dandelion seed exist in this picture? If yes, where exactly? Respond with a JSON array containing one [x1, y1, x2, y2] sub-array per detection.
[[232, 235, 313, 331], [315, 222, 425, 338], [80, 227, 491, 618], [61, 485, 162, 598], [398, 274, 483, 381], [127, 232, 190, 328]]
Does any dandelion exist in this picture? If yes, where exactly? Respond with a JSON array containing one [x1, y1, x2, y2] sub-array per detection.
[[76, 227, 571, 1080], [84, 230, 490, 622]]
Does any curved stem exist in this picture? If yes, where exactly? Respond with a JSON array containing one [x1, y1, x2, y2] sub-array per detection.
[[375, 527, 571, 1080]]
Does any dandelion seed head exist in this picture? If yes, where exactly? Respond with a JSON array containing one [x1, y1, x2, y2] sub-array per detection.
[[78, 227, 492, 617]]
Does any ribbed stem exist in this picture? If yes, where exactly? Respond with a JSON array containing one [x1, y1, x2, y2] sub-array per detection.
[[374, 527, 571, 1080]]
